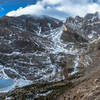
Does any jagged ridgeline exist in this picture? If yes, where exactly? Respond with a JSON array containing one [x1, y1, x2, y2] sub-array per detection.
[[0, 12, 100, 99]]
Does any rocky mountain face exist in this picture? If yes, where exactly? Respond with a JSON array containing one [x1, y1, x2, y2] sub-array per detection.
[[0, 15, 65, 84], [0, 15, 62, 35], [61, 12, 100, 42], [0, 12, 100, 99]]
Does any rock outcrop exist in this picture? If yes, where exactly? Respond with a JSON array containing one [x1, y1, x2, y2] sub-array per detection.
[[61, 12, 100, 43]]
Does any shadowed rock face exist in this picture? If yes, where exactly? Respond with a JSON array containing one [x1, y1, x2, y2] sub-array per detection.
[[61, 30, 87, 43]]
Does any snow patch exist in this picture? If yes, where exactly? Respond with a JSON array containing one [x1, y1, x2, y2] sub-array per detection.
[[88, 34, 94, 39], [71, 56, 79, 75], [36, 90, 53, 98]]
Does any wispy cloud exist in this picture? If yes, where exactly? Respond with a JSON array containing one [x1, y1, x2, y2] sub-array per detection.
[[6, 0, 100, 19], [0, 8, 4, 12]]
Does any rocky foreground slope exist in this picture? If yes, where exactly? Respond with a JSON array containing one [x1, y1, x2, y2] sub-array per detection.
[[58, 37, 100, 100], [0, 12, 100, 100]]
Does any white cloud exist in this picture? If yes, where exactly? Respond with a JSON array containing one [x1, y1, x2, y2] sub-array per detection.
[[7, 2, 44, 16], [6, 0, 100, 19], [42, 0, 62, 5]]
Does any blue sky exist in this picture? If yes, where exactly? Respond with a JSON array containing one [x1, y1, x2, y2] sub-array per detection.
[[0, 0, 37, 17], [0, 0, 100, 19]]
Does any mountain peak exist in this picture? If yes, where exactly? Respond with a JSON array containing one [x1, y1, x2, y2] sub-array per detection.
[[84, 12, 99, 20], [63, 12, 100, 42]]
